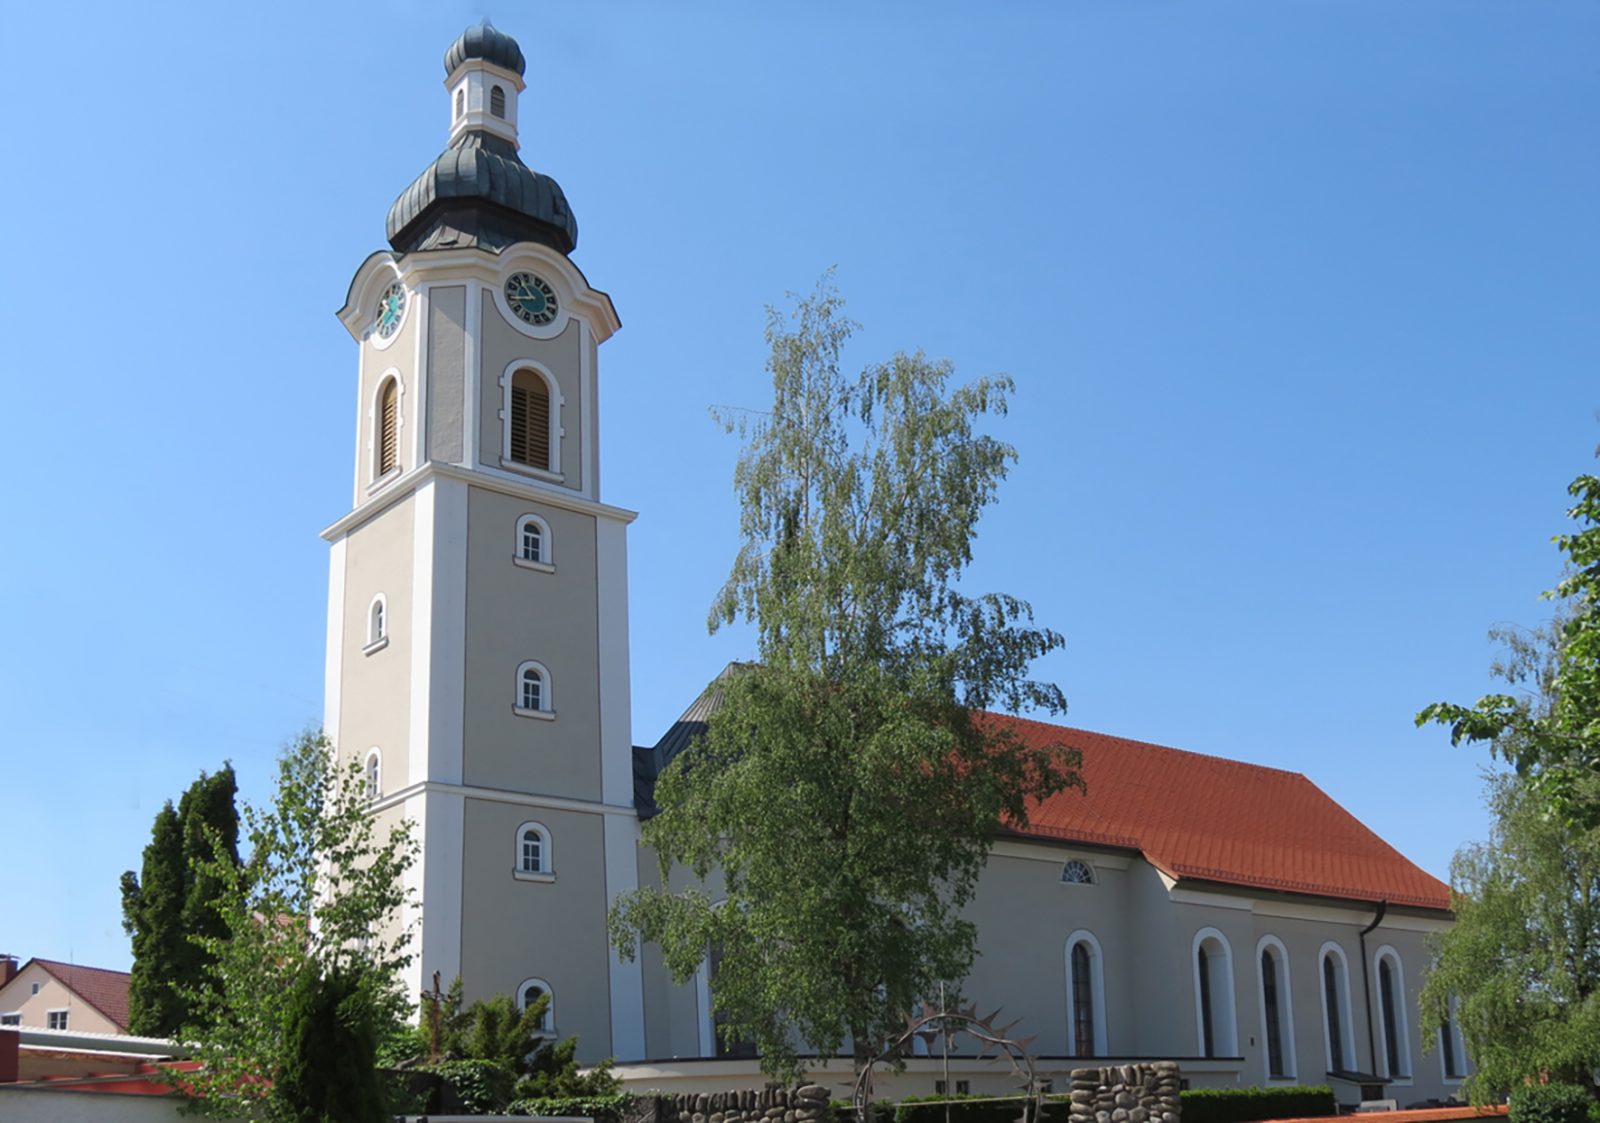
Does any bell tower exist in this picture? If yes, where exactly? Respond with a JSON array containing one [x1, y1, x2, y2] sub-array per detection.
[[320, 22, 645, 1061]]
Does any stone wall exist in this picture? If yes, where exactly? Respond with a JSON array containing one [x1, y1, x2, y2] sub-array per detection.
[[641, 1083, 833, 1123], [1067, 1063, 1181, 1123]]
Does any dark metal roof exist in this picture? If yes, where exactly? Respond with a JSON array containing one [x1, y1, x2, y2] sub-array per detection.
[[632, 662, 747, 817], [386, 130, 578, 255], [445, 22, 525, 78]]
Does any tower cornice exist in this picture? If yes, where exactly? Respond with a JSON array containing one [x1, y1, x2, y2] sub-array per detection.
[[338, 245, 620, 344], [320, 459, 639, 544]]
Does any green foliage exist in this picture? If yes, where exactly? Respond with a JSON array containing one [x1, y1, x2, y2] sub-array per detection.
[[609, 277, 1083, 1081], [1420, 771, 1600, 1103], [429, 1058, 519, 1115], [1177, 1086, 1337, 1123], [506, 1092, 635, 1120], [275, 965, 391, 1123], [1418, 472, 1600, 824], [1509, 1084, 1598, 1123], [121, 765, 241, 1036], [892, 1094, 1066, 1123], [174, 730, 417, 1122]]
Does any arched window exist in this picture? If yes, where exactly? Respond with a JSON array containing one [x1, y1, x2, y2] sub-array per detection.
[[509, 369, 553, 470], [515, 821, 551, 876], [514, 514, 552, 568], [1193, 928, 1237, 1058], [1320, 943, 1355, 1074], [454, 88, 464, 119], [490, 84, 506, 118], [364, 749, 381, 804], [377, 377, 399, 477], [1440, 998, 1465, 1081], [1065, 930, 1107, 1057], [517, 978, 554, 1034], [515, 661, 552, 716], [1256, 936, 1297, 1080], [367, 594, 387, 646], [1375, 947, 1411, 1079], [1061, 859, 1095, 885]]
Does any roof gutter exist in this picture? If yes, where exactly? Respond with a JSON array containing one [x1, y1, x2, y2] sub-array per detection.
[[1358, 899, 1388, 1077]]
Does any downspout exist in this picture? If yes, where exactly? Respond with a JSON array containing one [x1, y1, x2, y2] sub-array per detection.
[[1359, 900, 1388, 1077]]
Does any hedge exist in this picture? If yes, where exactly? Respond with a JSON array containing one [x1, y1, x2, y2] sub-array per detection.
[[507, 1092, 636, 1121], [1508, 1085, 1597, 1123], [888, 1094, 1068, 1123], [1178, 1086, 1336, 1123]]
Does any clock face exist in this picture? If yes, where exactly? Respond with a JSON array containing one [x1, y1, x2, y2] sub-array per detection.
[[506, 272, 558, 326], [375, 283, 407, 339]]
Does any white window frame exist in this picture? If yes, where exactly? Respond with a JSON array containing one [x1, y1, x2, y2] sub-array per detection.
[[517, 977, 555, 1035], [514, 660, 554, 719], [1192, 927, 1238, 1057], [1060, 859, 1095, 885], [364, 748, 382, 804], [1374, 945, 1413, 1083], [514, 820, 554, 880], [46, 1009, 68, 1031], [1318, 941, 1357, 1075], [498, 360, 564, 481], [513, 513, 555, 572], [0, 1012, 19, 1026], [367, 371, 405, 489], [1254, 935, 1299, 1082], [1438, 996, 1467, 1084], [364, 593, 389, 654], [1064, 929, 1108, 1057]]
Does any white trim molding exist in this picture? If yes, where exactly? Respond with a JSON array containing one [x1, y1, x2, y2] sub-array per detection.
[[1318, 941, 1358, 1075], [517, 977, 556, 1036], [368, 369, 406, 484], [514, 511, 554, 568], [514, 820, 553, 876], [1064, 929, 1108, 1057], [1254, 935, 1298, 1082], [1373, 944, 1413, 1083], [498, 359, 564, 475], [1192, 927, 1238, 1057]]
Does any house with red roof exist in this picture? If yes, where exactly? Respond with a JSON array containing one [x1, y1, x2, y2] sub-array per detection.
[[0, 956, 130, 1037]]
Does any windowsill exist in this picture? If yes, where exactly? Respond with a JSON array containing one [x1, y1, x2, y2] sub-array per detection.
[[362, 636, 390, 656], [499, 457, 564, 484], [366, 467, 402, 496], [513, 870, 556, 883], [513, 707, 556, 721], [513, 556, 556, 574], [1266, 1076, 1299, 1084], [1385, 1078, 1414, 1088]]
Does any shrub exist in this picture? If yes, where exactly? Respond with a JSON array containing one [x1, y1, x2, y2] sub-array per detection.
[[1509, 1084, 1595, 1123], [1179, 1086, 1336, 1123], [506, 1091, 636, 1121], [891, 1094, 1069, 1123], [428, 1058, 517, 1114]]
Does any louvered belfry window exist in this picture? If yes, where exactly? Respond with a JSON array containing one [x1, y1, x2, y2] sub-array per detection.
[[490, 85, 507, 118], [378, 380, 399, 475], [510, 370, 551, 470]]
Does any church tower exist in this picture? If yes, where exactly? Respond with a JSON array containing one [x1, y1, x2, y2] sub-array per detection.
[[321, 23, 645, 1061]]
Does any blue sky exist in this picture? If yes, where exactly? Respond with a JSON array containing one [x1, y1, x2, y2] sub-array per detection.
[[1, 1, 1594, 973]]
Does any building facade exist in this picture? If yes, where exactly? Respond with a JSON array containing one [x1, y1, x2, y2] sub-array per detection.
[[324, 24, 1465, 1105]]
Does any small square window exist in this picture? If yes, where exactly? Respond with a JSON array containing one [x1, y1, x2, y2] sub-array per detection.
[[934, 1081, 947, 1095], [0, 1013, 19, 1026], [47, 1010, 68, 1030], [955, 1081, 970, 1095], [30, 983, 40, 996]]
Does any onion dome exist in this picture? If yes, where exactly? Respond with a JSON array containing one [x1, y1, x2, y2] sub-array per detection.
[[444, 22, 525, 78], [386, 26, 577, 256], [386, 132, 578, 255]]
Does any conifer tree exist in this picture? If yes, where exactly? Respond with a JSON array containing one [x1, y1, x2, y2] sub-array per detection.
[[120, 765, 240, 1037]]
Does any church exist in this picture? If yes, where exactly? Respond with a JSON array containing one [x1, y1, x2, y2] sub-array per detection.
[[322, 23, 1465, 1106]]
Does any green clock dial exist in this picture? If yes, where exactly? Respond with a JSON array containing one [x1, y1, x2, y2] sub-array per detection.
[[506, 272, 558, 326], [375, 283, 407, 339]]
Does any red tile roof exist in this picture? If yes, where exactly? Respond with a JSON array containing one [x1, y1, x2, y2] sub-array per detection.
[[990, 715, 1452, 912], [29, 960, 132, 1031]]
